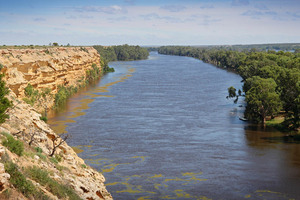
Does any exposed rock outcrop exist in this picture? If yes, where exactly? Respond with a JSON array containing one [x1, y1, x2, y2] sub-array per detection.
[[0, 47, 101, 112], [0, 47, 112, 200]]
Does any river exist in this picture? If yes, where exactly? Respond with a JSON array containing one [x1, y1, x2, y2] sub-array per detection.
[[48, 52, 300, 200]]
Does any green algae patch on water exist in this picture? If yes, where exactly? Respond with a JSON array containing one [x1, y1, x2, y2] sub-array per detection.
[[132, 156, 147, 163], [115, 182, 154, 194], [182, 172, 208, 182], [101, 162, 131, 173], [137, 196, 152, 200], [164, 172, 207, 185], [151, 174, 164, 178], [72, 146, 84, 154], [49, 119, 76, 134], [243, 190, 296, 200]]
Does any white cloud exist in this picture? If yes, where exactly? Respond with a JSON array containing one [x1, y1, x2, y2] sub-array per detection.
[[0, 1, 299, 45], [33, 17, 46, 22], [231, 0, 250, 6], [254, 4, 269, 10], [160, 5, 186, 12], [74, 5, 127, 14]]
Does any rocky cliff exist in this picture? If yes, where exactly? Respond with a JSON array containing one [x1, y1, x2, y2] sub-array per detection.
[[0, 47, 112, 200], [0, 47, 101, 112]]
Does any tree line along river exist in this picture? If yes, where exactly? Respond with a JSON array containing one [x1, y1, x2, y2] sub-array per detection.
[[48, 52, 300, 200]]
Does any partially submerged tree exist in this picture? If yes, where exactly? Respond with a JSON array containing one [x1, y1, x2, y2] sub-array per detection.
[[227, 86, 241, 104]]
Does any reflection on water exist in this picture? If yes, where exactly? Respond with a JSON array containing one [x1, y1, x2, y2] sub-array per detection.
[[49, 53, 300, 200]]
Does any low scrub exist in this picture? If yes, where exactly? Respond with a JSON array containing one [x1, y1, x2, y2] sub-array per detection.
[[26, 166, 82, 200], [1, 132, 24, 156], [4, 161, 49, 199], [54, 85, 77, 108], [23, 84, 39, 106], [86, 63, 101, 82]]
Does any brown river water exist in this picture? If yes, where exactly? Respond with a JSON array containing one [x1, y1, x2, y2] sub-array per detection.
[[48, 52, 300, 200]]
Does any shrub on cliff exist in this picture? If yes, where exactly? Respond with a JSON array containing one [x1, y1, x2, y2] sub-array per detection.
[[101, 58, 115, 73], [54, 85, 69, 107], [4, 161, 49, 199], [26, 166, 81, 200], [2, 132, 24, 156], [23, 83, 39, 106], [0, 64, 12, 124], [54, 85, 77, 108]]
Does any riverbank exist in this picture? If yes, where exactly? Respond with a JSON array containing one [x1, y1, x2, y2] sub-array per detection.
[[158, 46, 300, 133]]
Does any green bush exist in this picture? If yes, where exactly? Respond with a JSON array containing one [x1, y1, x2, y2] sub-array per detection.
[[54, 85, 78, 108], [4, 161, 35, 196], [23, 84, 39, 106], [35, 147, 43, 153], [2, 134, 24, 156], [54, 85, 69, 107], [36, 152, 46, 161], [101, 59, 115, 73], [40, 115, 48, 122], [86, 63, 101, 82], [0, 64, 12, 124], [4, 161, 49, 199], [26, 166, 81, 200], [49, 157, 59, 164], [55, 154, 62, 162]]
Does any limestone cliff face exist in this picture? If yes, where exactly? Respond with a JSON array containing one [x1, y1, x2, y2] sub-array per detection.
[[0, 47, 101, 111], [0, 47, 112, 200]]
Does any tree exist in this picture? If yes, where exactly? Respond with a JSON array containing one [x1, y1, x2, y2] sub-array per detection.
[[49, 133, 70, 157], [244, 76, 282, 125], [52, 42, 59, 46], [227, 86, 239, 103], [0, 64, 12, 123], [28, 129, 38, 146], [277, 68, 300, 129]]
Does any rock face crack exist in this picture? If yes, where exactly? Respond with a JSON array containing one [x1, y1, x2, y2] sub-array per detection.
[[96, 190, 104, 199], [81, 186, 89, 193]]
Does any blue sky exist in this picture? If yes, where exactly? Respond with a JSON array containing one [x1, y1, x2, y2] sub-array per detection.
[[0, 0, 299, 45]]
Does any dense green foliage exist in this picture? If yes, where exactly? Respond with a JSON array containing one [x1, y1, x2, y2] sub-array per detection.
[[93, 44, 149, 62], [0, 64, 12, 124], [25, 166, 82, 200], [244, 77, 282, 124], [158, 46, 300, 129], [93, 44, 149, 73], [2, 132, 24, 156], [100, 58, 115, 73], [221, 43, 300, 52]]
